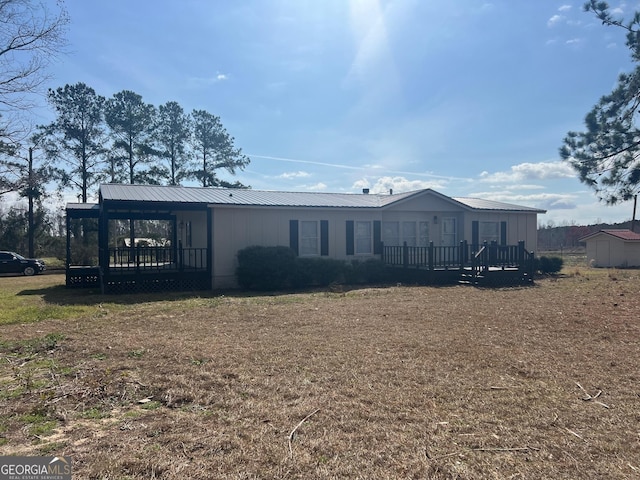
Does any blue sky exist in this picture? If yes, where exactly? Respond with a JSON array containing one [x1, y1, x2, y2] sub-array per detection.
[[33, 0, 640, 225]]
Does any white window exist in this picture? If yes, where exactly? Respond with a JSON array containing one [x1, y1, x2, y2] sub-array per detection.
[[382, 222, 399, 246], [355, 221, 372, 254], [480, 221, 499, 244], [300, 221, 319, 256], [403, 222, 417, 246], [382, 221, 430, 246]]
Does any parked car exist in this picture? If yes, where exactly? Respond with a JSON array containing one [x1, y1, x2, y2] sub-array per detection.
[[0, 251, 46, 276]]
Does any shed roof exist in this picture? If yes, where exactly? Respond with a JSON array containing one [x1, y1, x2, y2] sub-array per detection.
[[97, 184, 546, 213], [580, 229, 640, 242]]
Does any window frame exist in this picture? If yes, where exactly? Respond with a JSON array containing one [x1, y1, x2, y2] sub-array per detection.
[[354, 220, 373, 255], [299, 220, 320, 256]]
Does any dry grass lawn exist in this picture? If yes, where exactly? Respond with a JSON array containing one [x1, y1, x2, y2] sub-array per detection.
[[0, 269, 639, 479]]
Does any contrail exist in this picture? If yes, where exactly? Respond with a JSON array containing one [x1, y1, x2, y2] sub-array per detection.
[[247, 154, 467, 181]]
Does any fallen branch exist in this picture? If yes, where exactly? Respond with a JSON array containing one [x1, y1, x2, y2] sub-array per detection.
[[576, 382, 609, 408], [426, 451, 464, 461], [471, 446, 540, 453], [565, 428, 585, 441], [288, 408, 320, 459]]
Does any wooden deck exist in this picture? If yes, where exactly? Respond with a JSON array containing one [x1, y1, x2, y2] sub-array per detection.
[[381, 241, 535, 286], [66, 247, 210, 293]]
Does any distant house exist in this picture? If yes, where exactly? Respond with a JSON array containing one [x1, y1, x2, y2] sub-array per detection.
[[580, 229, 640, 268], [66, 184, 546, 292]]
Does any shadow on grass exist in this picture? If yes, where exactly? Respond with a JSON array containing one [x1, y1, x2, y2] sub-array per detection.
[[16, 284, 225, 306]]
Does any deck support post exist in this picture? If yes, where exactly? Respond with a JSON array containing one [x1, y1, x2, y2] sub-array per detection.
[[402, 241, 408, 269]]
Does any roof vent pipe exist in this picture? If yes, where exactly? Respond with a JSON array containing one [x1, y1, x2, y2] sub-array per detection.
[[362, 188, 370, 194]]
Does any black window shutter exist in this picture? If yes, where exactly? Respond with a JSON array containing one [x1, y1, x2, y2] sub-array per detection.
[[346, 220, 354, 255], [500, 221, 507, 245], [289, 220, 299, 255], [373, 220, 382, 254], [472, 221, 479, 247], [320, 220, 329, 256]]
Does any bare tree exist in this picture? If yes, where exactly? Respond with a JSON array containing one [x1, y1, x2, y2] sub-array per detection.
[[0, 0, 69, 114]]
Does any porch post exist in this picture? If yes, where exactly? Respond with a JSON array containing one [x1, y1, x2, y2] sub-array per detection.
[[207, 207, 213, 289], [402, 241, 408, 269], [428, 241, 434, 271]]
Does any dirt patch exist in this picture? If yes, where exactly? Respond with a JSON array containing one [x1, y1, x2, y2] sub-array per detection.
[[1, 270, 639, 478]]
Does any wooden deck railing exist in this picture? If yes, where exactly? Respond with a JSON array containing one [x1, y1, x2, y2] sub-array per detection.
[[382, 240, 535, 276], [106, 246, 208, 273]]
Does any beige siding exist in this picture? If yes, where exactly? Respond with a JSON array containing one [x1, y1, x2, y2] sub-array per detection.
[[586, 235, 640, 267], [462, 212, 538, 251], [211, 206, 381, 288], [624, 242, 640, 266], [209, 199, 542, 288]]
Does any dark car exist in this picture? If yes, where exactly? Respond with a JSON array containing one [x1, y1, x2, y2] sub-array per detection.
[[0, 251, 46, 276]]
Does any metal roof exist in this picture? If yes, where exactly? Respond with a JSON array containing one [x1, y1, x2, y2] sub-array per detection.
[[98, 184, 545, 213], [65, 203, 100, 218], [580, 229, 640, 242], [452, 197, 546, 213]]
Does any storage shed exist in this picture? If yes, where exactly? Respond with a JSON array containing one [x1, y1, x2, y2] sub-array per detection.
[[580, 229, 640, 268]]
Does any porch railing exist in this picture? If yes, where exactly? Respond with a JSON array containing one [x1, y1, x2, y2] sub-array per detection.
[[106, 246, 208, 273], [382, 240, 534, 275]]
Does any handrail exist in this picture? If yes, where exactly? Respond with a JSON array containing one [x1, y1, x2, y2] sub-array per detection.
[[105, 246, 207, 272], [382, 241, 531, 272]]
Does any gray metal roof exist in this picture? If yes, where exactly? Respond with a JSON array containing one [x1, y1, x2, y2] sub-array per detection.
[[98, 184, 545, 213], [100, 184, 416, 208], [452, 197, 546, 213]]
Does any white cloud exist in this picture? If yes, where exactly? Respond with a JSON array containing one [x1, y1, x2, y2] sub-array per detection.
[[565, 38, 583, 46], [469, 190, 578, 210], [558, 5, 572, 12], [303, 182, 327, 191], [352, 176, 448, 194], [278, 171, 311, 179], [547, 14, 564, 27], [186, 73, 229, 88], [479, 162, 576, 184]]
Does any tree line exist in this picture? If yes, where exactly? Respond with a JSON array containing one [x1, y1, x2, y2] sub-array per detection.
[[3, 83, 250, 203]]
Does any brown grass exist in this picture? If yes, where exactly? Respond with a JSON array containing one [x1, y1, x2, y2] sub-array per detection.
[[1, 270, 639, 479]]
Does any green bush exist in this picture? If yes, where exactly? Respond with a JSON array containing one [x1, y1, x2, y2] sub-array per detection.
[[236, 247, 392, 291], [236, 246, 297, 290], [293, 257, 346, 287], [344, 259, 389, 285], [535, 255, 563, 274]]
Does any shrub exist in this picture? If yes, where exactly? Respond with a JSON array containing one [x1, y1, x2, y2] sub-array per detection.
[[345, 259, 389, 285], [535, 255, 563, 274], [236, 246, 297, 290], [236, 247, 392, 291], [292, 257, 346, 287]]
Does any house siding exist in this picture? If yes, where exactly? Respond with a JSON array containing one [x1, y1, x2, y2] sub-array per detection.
[[209, 203, 541, 288], [210, 206, 382, 288]]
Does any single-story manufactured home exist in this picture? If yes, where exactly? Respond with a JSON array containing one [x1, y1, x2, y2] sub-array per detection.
[[66, 184, 546, 292], [580, 229, 640, 268]]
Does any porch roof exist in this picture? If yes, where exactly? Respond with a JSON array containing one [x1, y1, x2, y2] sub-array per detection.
[[98, 184, 546, 213]]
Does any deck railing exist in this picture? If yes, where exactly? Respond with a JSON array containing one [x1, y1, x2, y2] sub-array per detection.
[[382, 240, 534, 275], [106, 246, 208, 273]]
